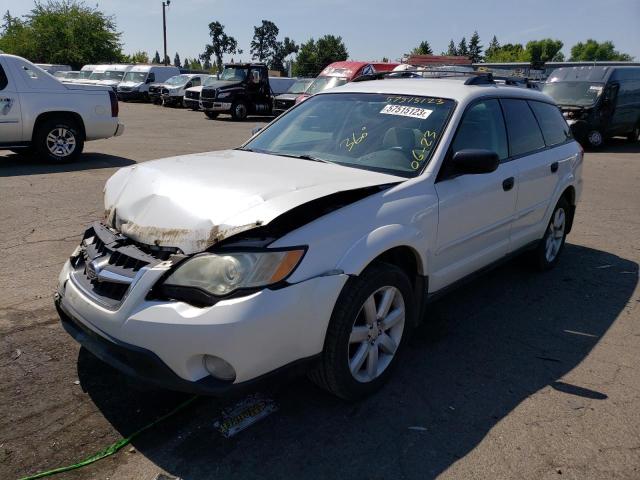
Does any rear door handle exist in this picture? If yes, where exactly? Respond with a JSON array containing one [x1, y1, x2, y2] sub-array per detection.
[[550, 161, 559, 173], [502, 177, 515, 191]]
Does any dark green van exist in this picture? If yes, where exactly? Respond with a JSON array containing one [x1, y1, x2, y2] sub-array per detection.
[[543, 66, 640, 148]]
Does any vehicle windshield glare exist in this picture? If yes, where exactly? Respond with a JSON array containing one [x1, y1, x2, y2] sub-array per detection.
[[287, 79, 312, 94], [220, 67, 248, 81], [243, 92, 455, 178], [88, 71, 106, 80], [306, 76, 348, 95], [543, 81, 605, 107], [165, 74, 191, 86], [103, 70, 126, 80], [204, 76, 220, 86], [123, 71, 148, 83], [79, 70, 93, 79]]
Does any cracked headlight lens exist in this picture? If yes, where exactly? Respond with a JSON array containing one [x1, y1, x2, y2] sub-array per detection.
[[163, 249, 305, 297]]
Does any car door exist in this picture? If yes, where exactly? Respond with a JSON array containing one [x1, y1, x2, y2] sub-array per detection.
[[0, 58, 23, 144], [431, 99, 517, 291], [506, 99, 573, 249]]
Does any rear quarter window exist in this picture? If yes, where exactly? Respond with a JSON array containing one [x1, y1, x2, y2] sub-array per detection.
[[528, 101, 572, 146], [500, 98, 546, 157]]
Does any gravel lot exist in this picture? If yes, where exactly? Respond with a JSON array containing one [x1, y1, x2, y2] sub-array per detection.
[[1, 102, 639, 480]]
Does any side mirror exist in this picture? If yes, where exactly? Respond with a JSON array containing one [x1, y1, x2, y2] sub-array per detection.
[[451, 149, 500, 174], [251, 126, 262, 136]]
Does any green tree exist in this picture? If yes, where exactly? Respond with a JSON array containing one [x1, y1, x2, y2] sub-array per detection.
[[525, 38, 564, 66], [271, 37, 298, 74], [250, 19, 279, 63], [485, 43, 527, 62], [201, 21, 238, 73], [457, 37, 469, 57], [468, 31, 483, 62], [173, 52, 181, 68], [569, 39, 633, 61], [152, 50, 161, 63], [0, 1, 123, 69], [445, 39, 457, 56], [411, 40, 433, 55], [129, 50, 149, 64], [485, 35, 499, 59], [292, 38, 317, 76], [203, 57, 212, 71], [315, 34, 348, 72]]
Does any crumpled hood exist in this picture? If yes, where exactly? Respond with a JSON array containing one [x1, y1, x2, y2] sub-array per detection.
[[104, 150, 403, 253]]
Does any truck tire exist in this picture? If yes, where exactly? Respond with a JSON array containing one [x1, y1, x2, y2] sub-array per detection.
[[34, 117, 84, 163], [586, 129, 604, 149], [627, 124, 640, 143], [204, 111, 219, 120], [231, 101, 248, 121]]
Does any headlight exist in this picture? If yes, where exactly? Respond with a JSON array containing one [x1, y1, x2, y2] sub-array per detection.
[[217, 91, 230, 99], [163, 249, 305, 297]]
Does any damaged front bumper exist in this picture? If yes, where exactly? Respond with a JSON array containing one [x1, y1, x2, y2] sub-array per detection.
[[55, 224, 348, 394]]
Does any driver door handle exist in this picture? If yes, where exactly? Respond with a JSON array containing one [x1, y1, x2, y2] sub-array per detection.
[[502, 177, 515, 191], [550, 161, 559, 173]]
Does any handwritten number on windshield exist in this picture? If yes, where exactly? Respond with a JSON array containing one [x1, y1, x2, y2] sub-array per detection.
[[411, 130, 438, 169], [341, 127, 368, 152]]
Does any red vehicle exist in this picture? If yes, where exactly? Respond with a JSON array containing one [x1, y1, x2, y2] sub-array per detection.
[[296, 61, 399, 104]]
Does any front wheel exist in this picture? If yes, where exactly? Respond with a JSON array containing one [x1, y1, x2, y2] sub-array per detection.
[[586, 129, 604, 149], [309, 262, 414, 401], [530, 197, 569, 270], [34, 118, 84, 163], [204, 111, 219, 119]]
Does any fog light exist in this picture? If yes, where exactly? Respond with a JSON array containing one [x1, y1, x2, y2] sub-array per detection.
[[203, 355, 236, 382]]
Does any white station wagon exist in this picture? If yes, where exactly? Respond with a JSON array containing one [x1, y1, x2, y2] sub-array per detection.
[[56, 73, 582, 400]]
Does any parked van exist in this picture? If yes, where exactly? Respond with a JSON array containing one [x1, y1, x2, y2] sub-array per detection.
[[296, 61, 399, 104], [544, 66, 640, 147], [117, 65, 181, 101], [95, 64, 134, 91]]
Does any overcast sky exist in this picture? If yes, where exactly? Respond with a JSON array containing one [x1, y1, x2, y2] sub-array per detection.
[[2, 0, 639, 63]]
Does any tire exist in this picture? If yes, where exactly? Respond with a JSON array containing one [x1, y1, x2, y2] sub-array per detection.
[[586, 129, 604, 149], [309, 262, 414, 401], [33, 117, 84, 163], [231, 101, 248, 121], [530, 197, 570, 271], [627, 124, 640, 143], [204, 111, 219, 120]]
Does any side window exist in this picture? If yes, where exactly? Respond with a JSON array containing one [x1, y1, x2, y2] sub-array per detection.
[[451, 99, 508, 160], [0, 64, 7, 90], [528, 101, 572, 146], [500, 99, 545, 156]]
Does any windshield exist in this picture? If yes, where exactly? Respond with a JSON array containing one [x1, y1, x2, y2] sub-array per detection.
[[287, 79, 312, 94], [306, 76, 348, 95], [543, 81, 604, 107], [220, 67, 248, 81], [204, 76, 219, 86], [88, 71, 106, 80], [79, 70, 92, 79], [66, 71, 80, 79], [103, 70, 126, 81], [165, 74, 190, 85], [243, 93, 455, 178], [123, 71, 148, 83]]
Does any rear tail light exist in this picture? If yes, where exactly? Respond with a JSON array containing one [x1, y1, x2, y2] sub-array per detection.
[[108, 90, 118, 117]]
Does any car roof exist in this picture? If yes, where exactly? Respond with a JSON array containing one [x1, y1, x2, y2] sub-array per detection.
[[322, 77, 554, 104]]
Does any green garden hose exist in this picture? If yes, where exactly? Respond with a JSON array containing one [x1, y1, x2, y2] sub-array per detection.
[[19, 395, 198, 480]]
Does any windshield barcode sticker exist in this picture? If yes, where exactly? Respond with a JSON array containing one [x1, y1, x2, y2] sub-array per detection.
[[380, 104, 433, 119]]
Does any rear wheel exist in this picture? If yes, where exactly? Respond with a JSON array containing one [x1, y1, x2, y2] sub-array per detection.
[[231, 101, 248, 121], [530, 197, 569, 271], [204, 111, 219, 120], [309, 262, 413, 401], [34, 117, 84, 163], [586, 129, 604, 149]]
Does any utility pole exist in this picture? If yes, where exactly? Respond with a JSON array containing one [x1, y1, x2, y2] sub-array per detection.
[[162, 0, 170, 66]]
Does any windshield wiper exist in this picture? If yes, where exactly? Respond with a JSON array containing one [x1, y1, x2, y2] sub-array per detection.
[[275, 152, 332, 164]]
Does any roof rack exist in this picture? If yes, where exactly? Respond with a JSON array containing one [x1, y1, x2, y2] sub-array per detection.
[[352, 70, 496, 84]]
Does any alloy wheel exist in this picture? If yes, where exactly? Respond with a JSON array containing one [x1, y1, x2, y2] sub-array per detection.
[[348, 286, 405, 383], [545, 207, 566, 262], [46, 127, 76, 157], [588, 130, 603, 147]]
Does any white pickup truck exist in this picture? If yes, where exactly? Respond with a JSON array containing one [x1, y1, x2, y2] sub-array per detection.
[[0, 54, 124, 162]]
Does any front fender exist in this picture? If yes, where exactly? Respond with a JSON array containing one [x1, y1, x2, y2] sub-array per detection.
[[336, 224, 426, 276]]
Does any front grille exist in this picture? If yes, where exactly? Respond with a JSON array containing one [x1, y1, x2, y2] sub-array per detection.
[[186, 90, 200, 100], [161, 87, 169, 95], [275, 99, 293, 110], [69, 222, 166, 309], [201, 101, 213, 109], [149, 86, 160, 94], [201, 88, 216, 100], [119, 86, 131, 92]]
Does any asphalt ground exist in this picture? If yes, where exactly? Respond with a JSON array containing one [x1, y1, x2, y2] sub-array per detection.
[[1, 102, 639, 480]]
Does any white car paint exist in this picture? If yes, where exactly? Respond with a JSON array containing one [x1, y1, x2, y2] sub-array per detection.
[[183, 85, 204, 109], [160, 74, 211, 105], [0, 54, 123, 145], [56, 76, 582, 392], [117, 65, 181, 100]]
